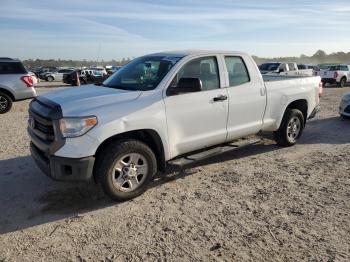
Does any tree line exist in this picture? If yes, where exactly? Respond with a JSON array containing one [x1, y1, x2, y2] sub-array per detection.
[[22, 50, 350, 69], [23, 57, 133, 69]]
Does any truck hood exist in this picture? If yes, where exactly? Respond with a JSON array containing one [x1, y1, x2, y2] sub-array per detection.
[[42, 84, 142, 116]]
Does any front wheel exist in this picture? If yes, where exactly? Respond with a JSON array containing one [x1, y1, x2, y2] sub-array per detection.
[[0, 92, 13, 114], [95, 140, 157, 201], [273, 109, 304, 146], [47, 76, 54, 82]]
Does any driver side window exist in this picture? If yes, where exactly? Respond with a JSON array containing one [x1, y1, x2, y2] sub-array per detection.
[[170, 56, 220, 91]]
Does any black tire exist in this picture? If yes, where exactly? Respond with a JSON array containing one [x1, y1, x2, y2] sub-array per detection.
[[338, 77, 346, 88], [47, 76, 54, 82], [340, 114, 350, 120], [273, 108, 304, 147], [0, 91, 13, 114], [95, 140, 157, 201]]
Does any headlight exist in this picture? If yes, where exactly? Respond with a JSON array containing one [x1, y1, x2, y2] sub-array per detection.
[[59, 116, 97, 138]]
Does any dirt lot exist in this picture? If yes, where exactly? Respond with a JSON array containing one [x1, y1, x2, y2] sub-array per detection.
[[0, 86, 349, 261]]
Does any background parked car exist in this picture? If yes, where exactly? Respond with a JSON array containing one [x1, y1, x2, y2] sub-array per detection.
[[0, 58, 36, 113], [45, 68, 75, 82], [36, 67, 58, 80], [321, 64, 350, 87], [63, 69, 108, 86], [106, 66, 122, 75], [89, 67, 107, 76], [297, 64, 320, 76], [259, 62, 313, 76]]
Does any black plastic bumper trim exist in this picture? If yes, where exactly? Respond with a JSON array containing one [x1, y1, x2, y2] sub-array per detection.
[[30, 143, 95, 182]]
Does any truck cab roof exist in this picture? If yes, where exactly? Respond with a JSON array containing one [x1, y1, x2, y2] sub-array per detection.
[[149, 50, 249, 57]]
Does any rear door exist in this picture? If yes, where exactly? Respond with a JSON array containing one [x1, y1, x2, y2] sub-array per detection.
[[222, 55, 266, 141], [164, 55, 229, 157]]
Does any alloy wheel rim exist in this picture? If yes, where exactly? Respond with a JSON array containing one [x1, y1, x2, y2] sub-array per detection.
[[0, 96, 8, 111], [287, 117, 301, 142], [112, 153, 148, 192]]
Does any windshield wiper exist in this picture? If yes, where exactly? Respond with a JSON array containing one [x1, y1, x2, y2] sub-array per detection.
[[101, 84, 137, 91]]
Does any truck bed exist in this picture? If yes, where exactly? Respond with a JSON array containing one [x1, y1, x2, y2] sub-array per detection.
[[261, 74, 321, 131]]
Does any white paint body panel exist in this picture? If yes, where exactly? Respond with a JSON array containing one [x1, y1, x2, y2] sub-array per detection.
[[39, 51, 321, 161]]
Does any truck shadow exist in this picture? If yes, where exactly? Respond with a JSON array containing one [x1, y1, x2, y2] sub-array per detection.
[[0, 144, 279, 235], [299, 116, 350, 144], [0, 117, 348, 235]]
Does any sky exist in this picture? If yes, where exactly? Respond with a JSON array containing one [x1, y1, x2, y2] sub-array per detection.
[[1, 0, 350, 60]]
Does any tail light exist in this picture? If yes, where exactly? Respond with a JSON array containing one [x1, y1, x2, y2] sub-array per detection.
[[334, 72, 338, 79], [318, 82, 323, 97], [21, 76, 33, 87]]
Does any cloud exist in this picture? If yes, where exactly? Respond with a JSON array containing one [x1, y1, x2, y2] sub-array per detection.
[[1, 0, 350, 59]]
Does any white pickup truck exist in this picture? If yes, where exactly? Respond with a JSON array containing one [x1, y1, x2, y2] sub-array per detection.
[[320, 64, 350, 88], [259, 62, 313, 76], [28, 50, 322, 201]]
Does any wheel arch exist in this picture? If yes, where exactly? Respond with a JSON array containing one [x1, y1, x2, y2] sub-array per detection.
[[340, 76, 347, 83], [0, 87, 15, 101], [283, 99, 308, 125], [94, 129, 166, 178]]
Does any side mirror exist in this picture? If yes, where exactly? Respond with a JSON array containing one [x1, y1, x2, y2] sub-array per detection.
[[168, 77, 202, 95]]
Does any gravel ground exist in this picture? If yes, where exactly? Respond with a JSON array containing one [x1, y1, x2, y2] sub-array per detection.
[[0, 86, 349, 261]]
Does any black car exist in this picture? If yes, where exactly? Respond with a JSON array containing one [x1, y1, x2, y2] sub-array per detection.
[[63, 70, 108, 86]]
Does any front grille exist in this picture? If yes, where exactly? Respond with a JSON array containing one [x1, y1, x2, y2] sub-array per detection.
[[29, 110, 55, 143], [33, 116, 55, 142], [28, 97, 65, 155]]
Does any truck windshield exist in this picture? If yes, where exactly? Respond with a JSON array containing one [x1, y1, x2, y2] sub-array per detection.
[[259, 63, 280, 71], [102, 55, 183, 91]]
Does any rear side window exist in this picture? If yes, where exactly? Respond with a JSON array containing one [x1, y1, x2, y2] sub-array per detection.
[[224, 56, 250, 86], [330, 65, 349, 71], [0, 62, 27, 74], [288, 63, 297, 71]]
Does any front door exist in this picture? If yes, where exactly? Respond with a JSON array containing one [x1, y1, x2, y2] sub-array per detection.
[[164, 56, 229, 157]]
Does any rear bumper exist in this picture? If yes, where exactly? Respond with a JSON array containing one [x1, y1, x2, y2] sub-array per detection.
[[308, 105, 321, 120], [30, 142, 95, 182], [14, 87, 37, 101]]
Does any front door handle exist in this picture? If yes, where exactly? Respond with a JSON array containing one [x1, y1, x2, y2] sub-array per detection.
[[213, 95, 228, 102]]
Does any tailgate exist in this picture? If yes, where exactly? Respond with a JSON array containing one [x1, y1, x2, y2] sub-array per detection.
[[321, 70, 334, 78]]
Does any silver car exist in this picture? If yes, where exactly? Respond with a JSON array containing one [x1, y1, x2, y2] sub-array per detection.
[[0, 58, 36, 113], [45, 69, 75, 82], [339, 92, 350, 119]]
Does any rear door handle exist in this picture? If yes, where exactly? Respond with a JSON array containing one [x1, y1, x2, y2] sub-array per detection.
[[213, 95, 228, 102]]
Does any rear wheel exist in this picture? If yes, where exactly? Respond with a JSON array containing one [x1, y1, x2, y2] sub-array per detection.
[[95, 140, 157, 201], [0, 91, 13, 114], [338, 77, 346, 88], [273, 109, 304, 146], [47, 76, 54, 82]]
